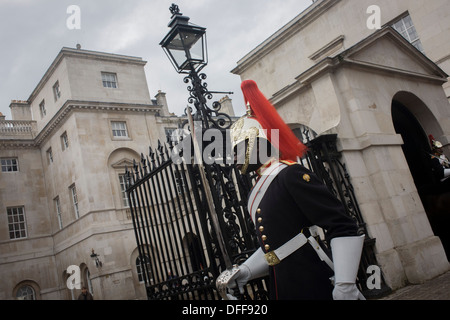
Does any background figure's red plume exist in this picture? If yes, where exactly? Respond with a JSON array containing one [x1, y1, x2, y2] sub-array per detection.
[[241, 80, 307, 161], [429, 134, 435, 146]]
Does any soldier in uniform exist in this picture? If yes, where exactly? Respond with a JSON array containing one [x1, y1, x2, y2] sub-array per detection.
[[224, 80, 365, 300]]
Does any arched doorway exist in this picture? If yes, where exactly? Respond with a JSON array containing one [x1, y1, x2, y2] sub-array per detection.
[[392, 92, 450, 259]]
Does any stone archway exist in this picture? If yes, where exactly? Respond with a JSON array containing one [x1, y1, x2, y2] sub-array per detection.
[[391, 91, 450, 259]]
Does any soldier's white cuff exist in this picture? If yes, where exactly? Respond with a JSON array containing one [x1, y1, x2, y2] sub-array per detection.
[[330, 235, 365, 284]]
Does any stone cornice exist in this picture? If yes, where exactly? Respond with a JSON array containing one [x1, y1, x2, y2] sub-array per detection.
[[0, 139, 37, 150], [1, 101, 160, 149], [33, 100, 160, 146], [231, 0, 340, 75]]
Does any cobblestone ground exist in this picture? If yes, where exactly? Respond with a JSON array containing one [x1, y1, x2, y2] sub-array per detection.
[[379, 270, 450, 300]]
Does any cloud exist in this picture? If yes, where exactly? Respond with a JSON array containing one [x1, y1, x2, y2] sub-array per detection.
[[0, 0, 313, 120]]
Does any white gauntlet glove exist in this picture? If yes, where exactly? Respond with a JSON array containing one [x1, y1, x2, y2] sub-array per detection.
[[227, 248, 269, 295], [330, 235, 365, 300]]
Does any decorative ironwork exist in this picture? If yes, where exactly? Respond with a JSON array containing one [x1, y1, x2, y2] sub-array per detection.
[[183, 71, 233, 131], [169, 3, 181, 15]]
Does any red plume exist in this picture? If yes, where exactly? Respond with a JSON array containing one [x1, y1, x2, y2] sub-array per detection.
[[429, 134, 435, 145], [241, 80, 307, 161]]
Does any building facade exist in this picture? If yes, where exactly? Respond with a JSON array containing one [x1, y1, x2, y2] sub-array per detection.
[[231, 0, 450, 291], [0, 47, 235, 300]]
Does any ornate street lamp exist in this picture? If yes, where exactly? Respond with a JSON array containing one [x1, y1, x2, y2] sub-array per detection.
[[160, 3, 232, 130], [159, 4, 207, 74]]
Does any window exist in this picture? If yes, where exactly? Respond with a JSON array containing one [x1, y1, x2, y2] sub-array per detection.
[[61, 132, 69, 151], [392, 14, 424, 53], [47, 148, 53, 164], [16, 285, 36, 300], [111, 121, 128, 138], [165, 127, 180, 143], [53, 81, 61, 101], [69, 184, 80, 219], [1, 158, 19, 172], [54, 196, 63, 229], [7, 207, 27, 240], [119, 174, 130, 207], [102, 72, 118, 88], [39, 100, 46, 118], [136, 255, 152, 283]]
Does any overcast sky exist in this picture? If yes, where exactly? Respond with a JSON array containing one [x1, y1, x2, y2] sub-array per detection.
[[0, 0, 313, 120]]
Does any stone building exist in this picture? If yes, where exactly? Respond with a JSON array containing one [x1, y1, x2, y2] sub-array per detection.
[[231, 0, 450, 291], [0, 46, 233, 300]]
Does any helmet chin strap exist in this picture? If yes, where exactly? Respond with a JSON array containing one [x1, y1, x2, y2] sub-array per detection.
[[240, 137, 277, 175], [240, 130, 258, 174]]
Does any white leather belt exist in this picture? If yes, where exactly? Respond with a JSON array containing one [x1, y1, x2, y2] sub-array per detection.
[[264, 233, 308, 266], [264, 230, 334, 270]]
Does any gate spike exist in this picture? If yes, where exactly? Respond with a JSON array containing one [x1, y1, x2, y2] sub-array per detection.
[[132, 159, 140, 180], [157, 140, 164, 154], [149, 146, 155, 158], [149, 147, 156, 167], [141, 153, 148, 175], [146, 154, 152, 171], [164, 143, 170, 159]]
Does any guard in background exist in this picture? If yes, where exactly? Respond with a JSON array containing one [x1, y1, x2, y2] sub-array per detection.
[[429, 134, 450, 182], [221, 80, 365, 300]]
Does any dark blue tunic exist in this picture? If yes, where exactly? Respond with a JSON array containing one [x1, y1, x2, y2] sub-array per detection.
[[253, 162, 358, 300]]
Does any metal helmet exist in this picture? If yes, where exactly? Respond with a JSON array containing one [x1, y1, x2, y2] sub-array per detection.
[[230, 80, 307, 173], [230, 104, 269, 174]]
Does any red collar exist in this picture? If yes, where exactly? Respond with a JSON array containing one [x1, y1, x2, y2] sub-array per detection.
[[256, 158, 278, 178]]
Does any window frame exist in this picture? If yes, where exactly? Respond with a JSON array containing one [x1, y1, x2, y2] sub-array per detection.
[[391, 13, 425, 53], [47, 147, 53, 165], [118, 174, 130, 208], [111, 121, 129, 139], [39, 99, 46, 118], [164, 127, 180, 144], [54, 196, 63, 229], [16, 285, 36, 300], [101, 72, 118, 89], [7, 206, 28, 240], [136, 255, 152, 283], [1, 158, 19, 172], [53, 81, 61, 101], [61, 131, 69, 151], [69, 184, 80, 219]]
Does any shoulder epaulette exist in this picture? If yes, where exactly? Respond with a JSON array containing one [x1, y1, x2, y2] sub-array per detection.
[[280, 160, 297, 166]]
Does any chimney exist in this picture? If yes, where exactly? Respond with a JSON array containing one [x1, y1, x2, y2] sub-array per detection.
[[155, 90, 170, 116], [10, 100, 32, 121], [218, 96, 235, 117]]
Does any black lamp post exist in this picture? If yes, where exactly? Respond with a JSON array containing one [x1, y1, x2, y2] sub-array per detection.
[[160, 4, 236, 272], [160, 3, 232, 131]]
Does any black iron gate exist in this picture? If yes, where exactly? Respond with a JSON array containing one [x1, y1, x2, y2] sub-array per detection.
[[125, 131, 390, 300], [125, 138, 266, 300]]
